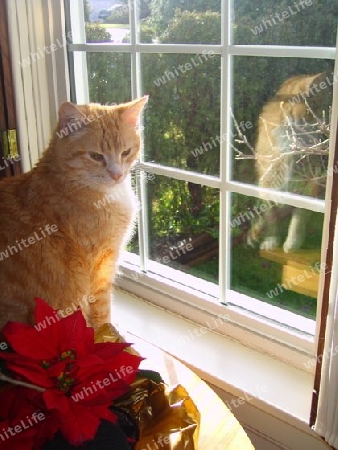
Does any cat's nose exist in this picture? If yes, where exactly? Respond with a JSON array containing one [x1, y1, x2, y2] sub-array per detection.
[[113, 173, 122, 181], [108, 170, 123, 181]]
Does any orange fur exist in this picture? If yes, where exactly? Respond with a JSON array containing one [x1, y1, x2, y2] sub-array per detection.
[[248, 72, 331, 251], [0, 97, 148, 330], [256, 72, 330, 190]]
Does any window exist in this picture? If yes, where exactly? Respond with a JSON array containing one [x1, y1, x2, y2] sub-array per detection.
[[66, 0, 338, 366]]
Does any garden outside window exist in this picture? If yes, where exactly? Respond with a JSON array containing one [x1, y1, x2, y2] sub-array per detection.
[[66, 0, 338, 369]]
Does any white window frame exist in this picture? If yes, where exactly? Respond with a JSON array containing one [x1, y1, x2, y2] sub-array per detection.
[[66, 0, 338, 370]]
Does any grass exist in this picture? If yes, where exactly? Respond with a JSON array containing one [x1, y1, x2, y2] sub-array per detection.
[[188, 210, 323, 320], [99, 23, 130, 29], [230, 244, 317, 319]]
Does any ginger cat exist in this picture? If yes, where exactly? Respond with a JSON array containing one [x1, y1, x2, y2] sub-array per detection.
[[0, 97, 148, 330], [248, 72, 331, 252]]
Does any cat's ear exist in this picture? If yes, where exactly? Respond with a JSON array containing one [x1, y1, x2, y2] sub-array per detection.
[[120, 96, 149, 127], [58, 102, 86, 135]]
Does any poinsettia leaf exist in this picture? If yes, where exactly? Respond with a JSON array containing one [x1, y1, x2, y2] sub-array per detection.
[[92, 342, 131, 359], [46, 359, 73, 378], [59, 402, 101, 445], [5, 356, 53, 388], [33, 298, 63, 354], [70, 384, 113, 406], [77, 352, 142, 389], [0, 298, 144, 449], [34, 298, 57, 325], [43, 389, 71, 412], [44, 388, 101, 444], [58, 310, 93, 356], [3, 322, 56, 359], [0, 387, 48, 449], [91, 405, 118, 425], [0, 435, 37, 450], [75, 353, 103, 368], [35, 409, 60, 447]]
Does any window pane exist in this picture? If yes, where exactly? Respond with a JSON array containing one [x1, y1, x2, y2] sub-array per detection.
[[127, 223, 140, 255], [84, 0, 130, 43], [142, 53, 221, 175], [231, 193, 324, 319], [86, 53, 131, 104], [233, 0, 337, 46], [140, 1, 221, 44], [232, 56, 334, 199], [230, 54, 333, 320], [148, 175, 219, 283]]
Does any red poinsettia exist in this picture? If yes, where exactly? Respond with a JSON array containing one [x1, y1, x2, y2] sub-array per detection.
[[0, 387, 58, 450], [0, 298, 143, 447]]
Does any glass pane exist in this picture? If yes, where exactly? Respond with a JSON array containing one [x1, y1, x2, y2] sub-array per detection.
[[84, 0, 130, 43], [142, 53, 221, 175], [86, 53, 131, 104], [127, 224, 139, 255], [232, 56, 334, 199], [231, 193, 324, 319], [126, 173, 156, 256], [148, 175, 219, 283], [140, 1, 221, 44], [233, 0, 337, 46]]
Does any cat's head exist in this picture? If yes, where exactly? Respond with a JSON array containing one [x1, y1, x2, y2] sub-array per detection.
[[54, 97, 148, 190]]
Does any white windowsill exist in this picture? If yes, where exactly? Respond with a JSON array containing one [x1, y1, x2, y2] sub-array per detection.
[[113, 287, 316, 435], [116, 254, 316, 371]]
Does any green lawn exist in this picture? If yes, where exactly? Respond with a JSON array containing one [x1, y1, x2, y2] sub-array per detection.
[[99, 23, 130, 29], [189, 210, 323, 320]]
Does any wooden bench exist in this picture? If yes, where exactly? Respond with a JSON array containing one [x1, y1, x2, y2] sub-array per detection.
[[260, 249, 321, 298]]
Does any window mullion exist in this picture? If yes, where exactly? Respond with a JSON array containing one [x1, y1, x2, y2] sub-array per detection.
[[68, 0, 89, 104], [129, 0, 149, 272], [219, 0, 233, 303]]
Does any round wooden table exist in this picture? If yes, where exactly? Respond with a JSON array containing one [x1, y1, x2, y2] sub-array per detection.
[[126, 332, 255, 450]]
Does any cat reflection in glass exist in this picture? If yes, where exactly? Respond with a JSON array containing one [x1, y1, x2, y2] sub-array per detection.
[[248, 71, 332, 253]]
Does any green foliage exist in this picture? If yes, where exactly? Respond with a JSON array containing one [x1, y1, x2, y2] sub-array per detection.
[[84, 1, 336, 278], [234, 0, 338, 47], [161, 10, 221, 44], [139, 0, 152, 20], [139, 24, 156, 43], [122, 23, 156, 43], [138, 10, 222, 242], [148, 178, 219, 243], [231, 0, 335, 182], [107, 0, 152, 24], [86, 23, 111, 43], [85, 24, 131, 103], [108, 7, 129, 25], [83, 0, 91, 22], [150, 0, 221, 35]]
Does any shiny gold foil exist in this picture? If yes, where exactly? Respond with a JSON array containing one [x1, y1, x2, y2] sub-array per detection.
[[95, 324, 200, 450]]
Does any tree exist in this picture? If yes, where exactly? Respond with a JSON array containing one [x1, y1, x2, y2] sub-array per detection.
[[84, 0, 336, 252], [108, 0, 152, 24], [83, 0, 91, 23], [86, 25, 131, 104], [150, 0, 221, 35]]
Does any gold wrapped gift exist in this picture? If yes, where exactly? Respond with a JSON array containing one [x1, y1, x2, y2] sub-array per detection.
[[95, 323, 200, 449]]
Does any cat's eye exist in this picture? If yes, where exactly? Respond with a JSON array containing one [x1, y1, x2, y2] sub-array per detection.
[[89, 152, 104, 162], [121, 148, 132, 157]]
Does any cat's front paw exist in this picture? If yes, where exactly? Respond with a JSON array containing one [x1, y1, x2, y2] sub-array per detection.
[[247, 233, 258, 248], [283, 237, 302, 253], [260, 237, 280, 251]]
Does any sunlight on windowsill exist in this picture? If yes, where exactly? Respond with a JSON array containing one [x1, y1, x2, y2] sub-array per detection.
[[113, 287, 315, 431]]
